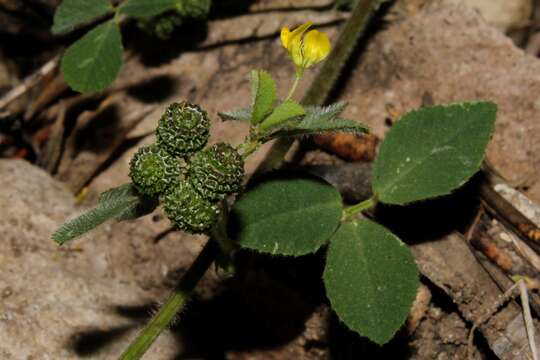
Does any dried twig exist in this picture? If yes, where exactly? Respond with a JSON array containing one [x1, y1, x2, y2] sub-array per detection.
[[481, 165, 540, 251], [0, 55, 59, 113], [38, 101, 66, 173], [467, 280, 538, 360]]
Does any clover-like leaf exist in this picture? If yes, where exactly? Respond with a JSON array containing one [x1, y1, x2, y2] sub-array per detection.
[[373, 102, 497, 205], [250, 70, 277, 124], [324, 219, 418, 345], [259, 100, 305, 131], [60, 19, 123, 93], [218, 107, 251, 122], [264, 102, 367, 138], [52, 184, 158, 245], [177, 0, 211, 18], [304, 102, 347, 123], [52, 0, 113, 35], [231, 175, 342, 256], [119, 0, 178, 18]]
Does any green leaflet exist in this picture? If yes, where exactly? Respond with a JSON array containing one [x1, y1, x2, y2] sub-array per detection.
[[60, 19, 123, 93], [373, 102, 497, 205], [231, 175, 342, 256], [119, 0, 178, 18], [259, 100, 305, 131], [265, 102, 367, 138], [218, 107, 252, 122], [52, 0, 113, 35], [304, 102, 347, 123], [324, 219, 418, 345], [250, 70, 277, 124], [176, 0, 211, 18], [52, 184, 158, 245]]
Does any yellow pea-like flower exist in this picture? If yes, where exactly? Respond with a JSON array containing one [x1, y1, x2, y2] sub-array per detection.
[[280, 22, 331, 70]]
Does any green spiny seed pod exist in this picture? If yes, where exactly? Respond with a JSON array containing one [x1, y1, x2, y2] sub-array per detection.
[[163, 182, 219, 233], [137, 11, 184, 40], [177, 0, 211, 19], [129, 145, 180, 197], [188, 142, 244, 200], [156, 101, 210, 158]]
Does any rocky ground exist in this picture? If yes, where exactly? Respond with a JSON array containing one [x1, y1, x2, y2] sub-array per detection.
[[1, 0, 540, 359]]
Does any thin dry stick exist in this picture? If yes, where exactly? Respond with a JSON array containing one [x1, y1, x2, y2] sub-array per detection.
[[519, 280, 539, 360], [467, 280, 538, 360], [0, 55, 60, 112], [480, 166, 540, 251]]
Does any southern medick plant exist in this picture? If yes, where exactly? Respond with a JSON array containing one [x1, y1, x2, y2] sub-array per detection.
[[53, 21, 497, 359]]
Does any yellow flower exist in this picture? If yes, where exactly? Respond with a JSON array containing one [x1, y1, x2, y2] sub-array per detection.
[[280, 22, 331, 70]]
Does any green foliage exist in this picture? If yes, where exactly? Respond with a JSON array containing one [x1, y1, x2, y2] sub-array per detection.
[[250, 70, 277, 124], [60, 19, 123, 93], [119, 0, 178, 18], [52, 0, 113, 35], [290, 117, 367, 136], [177, 0, 212, 18], [232, 175, 342, 256], [156, 102, 210, 157], [188, 143, 244, 200], [134, 0, 212, 40], [49, 7, 499, 350], [136, 11, 184, 40], [268, 102, 367, 137], [218, 108, 251, 122], [54, 0, 213, 92], [324, 219, 418, 345], [259, 100, 305, 131], [163, 182, 219, 233], [305, 102, 347, 123], [120, 0, 211, 19], [129, 145, 180, 197], [52, 184, 158, 245], [373, 102, 497, 205]]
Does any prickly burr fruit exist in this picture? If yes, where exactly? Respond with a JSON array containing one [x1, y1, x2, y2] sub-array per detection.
[[129, 145, 180, 197], [188, 142, 244, 200], [163, 182, 219, 233], [156, 101, 210, 158]]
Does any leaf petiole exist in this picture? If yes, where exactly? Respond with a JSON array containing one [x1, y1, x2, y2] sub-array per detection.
[[342, 196, 377, 221]]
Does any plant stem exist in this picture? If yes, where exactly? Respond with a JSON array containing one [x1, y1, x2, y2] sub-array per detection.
[[342, 196, 377, 221], [118, 240, 220, 360], [284, 69, 304, 102], [237, 138, 260, 160]]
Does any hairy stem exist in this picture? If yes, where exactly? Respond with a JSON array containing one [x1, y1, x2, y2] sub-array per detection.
[[118, 240, 220, 360], [237, 138, 260, 160], [255, 0, 389, 174]]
